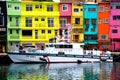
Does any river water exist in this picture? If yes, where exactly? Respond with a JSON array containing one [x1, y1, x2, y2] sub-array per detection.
[[0, 62, 119, 80]]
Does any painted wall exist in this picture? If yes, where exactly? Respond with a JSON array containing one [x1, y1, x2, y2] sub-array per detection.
[[98, 3, 110, 40], [6, 1, 21, 51], [84, 3, 98, 35], [60, 3, 72, 16], [71, 4, 84, 43], [21, 2, 60, 45]]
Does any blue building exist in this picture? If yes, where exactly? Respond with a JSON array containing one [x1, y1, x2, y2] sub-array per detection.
[[83, 3, 98, 50]]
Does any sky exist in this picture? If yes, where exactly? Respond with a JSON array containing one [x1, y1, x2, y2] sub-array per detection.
[[53, 0, 60, 2]]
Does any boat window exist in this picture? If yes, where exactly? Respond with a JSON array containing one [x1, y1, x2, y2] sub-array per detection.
[[49, 44, 54, 47], [59, 45, 73, 48], [46, 45, 48, 47], [55, 45, 59, 48], [24, 46, 35, 48]]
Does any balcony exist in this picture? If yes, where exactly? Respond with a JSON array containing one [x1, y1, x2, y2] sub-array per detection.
[[8, 23, 20, 29], [9, 35, 19, 40]]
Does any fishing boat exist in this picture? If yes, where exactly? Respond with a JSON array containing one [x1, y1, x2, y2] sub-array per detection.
[[7, 26, 113, 63]]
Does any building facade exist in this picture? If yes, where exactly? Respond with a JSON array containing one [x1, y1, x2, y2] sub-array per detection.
[[84, 3, 98, 50], [0, 1, 7, 52], [98, 2, 110, 51], [21, 1, 59, 47], [59, 2, 72, 42], [71, 4, 84, 43], [110, 0, 120, 51], [6, 1, 21, 51]]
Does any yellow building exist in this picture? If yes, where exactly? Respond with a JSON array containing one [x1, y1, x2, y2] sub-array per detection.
[[20, 1, 60, 46], [71, 4, 84, 43]]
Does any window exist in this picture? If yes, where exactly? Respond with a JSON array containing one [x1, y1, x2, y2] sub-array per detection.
[[22, 30, 32, 36], [48, 18, 54, 27], [100, 35, 108, 40], [55, 30, 58, 36], [98, 19, 102, 24], [14, 6, 20, 10], [16, 30, 19, 34], [10, 30, 12, 34], [48, 30, 51, 34], [0, 7, 1, 13], [47, 5, 53, 12], [0, 16, 4, 26], [8, 5, 12, 8], [74, 8, 79, 12], [116, 6, 120, 9], [35, 5, 39, 8], [75, 18, 80, 24], [35, 17, 38, 21], [41, 18, 45, 21], [80, 8, 83, 11], [105, 6, 109, 11], [40, 5, 42, 8], [84, 19, 89, 24], [15, 17, 19, 26], [60, 18, 66, 27], [26, 5, 32, 11], [113, 15, 120, 20], [10, 17, 12, 22], [35, 30, 38, 39], [26, 17, 32, 27], [104, 18, 109, 23], [92, 19, 96, 25], [88, 8, 96, 12], [99, 6, 104, 12], [62, 4, 68, 11], [112, 29, 117, 33], [42, 30, 45, 34]]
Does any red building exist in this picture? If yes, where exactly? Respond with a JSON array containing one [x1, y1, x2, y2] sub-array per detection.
[[98, 2, 110, 51]]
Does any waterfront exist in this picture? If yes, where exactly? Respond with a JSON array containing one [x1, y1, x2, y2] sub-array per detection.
[[0, 62, 118, 80]]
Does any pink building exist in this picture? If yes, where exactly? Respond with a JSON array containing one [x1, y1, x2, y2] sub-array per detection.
[[59, 3, 72, 41], [110, 1, 120, 51]]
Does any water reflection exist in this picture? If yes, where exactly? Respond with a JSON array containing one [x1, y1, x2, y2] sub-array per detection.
[[0, 62, 118, 80]]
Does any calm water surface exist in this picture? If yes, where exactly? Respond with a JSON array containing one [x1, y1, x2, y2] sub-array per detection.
[[0, 62, 119, 80]]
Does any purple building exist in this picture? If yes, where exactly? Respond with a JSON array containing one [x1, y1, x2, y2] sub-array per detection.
[[110, 0, 120, 51]]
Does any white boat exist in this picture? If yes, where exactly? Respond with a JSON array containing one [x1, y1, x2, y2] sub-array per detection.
[[7, 42, 113, 63], [7, 27, 113, 63]]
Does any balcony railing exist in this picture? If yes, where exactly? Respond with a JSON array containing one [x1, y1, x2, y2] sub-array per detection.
[[9, 35, 19, 39]]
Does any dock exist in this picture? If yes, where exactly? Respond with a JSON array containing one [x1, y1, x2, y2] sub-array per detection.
[[0, 53, 12, 64], [111, 52, 120, 62]]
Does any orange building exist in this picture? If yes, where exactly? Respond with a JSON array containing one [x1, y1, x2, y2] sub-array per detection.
[[98, 2, 110, 51]]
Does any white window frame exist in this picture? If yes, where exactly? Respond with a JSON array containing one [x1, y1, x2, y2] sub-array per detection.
[[47, 5, 53, 12], [48, 18, 54, 27], [8, 5, 12, 8], [62, 4, 68, 11], [99, 6, 104, 12], [60, 18, 67, 27], [15, 17, 19, 26], [14, 6, 20, 10], [26, 5, 32, 11], [98, 19, 102, 24], [104, 18, 109, 23], [99, 35, 108, 40], [26, 17, 32, 27]]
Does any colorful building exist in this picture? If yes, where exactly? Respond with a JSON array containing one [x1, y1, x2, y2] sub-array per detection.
[[0, 1, 7, 53], [71, 3, 84, 43], [59, 2, 72, 42], [98, 2, 110, 51], [20, 1, 59, 46], [6, 1, 21, 51], [110, 0, 120, 51], [83, 3, 98, 50]]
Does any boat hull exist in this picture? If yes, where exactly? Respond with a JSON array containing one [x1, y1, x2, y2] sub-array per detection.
[[8, 53, 113, 63]]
